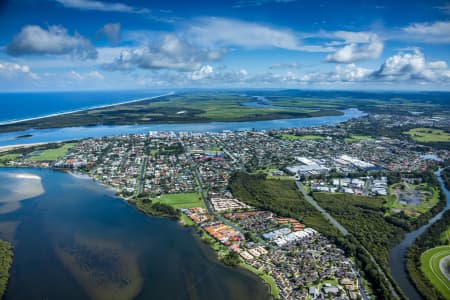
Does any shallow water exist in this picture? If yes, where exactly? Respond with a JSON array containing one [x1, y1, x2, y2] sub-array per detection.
[[0, 168, 269, 300]]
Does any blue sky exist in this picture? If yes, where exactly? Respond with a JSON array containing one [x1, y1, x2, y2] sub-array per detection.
[[0, 0, 449, 91]]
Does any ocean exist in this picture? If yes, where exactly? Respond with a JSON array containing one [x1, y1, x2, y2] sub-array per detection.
[[0, 90, 168, 123]]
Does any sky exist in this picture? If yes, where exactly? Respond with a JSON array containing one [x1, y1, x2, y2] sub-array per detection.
[[0, 0, 449, 91]]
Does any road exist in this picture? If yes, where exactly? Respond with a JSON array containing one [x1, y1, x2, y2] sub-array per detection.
[[296, 181, 400, 299], [296, 181, 349, 236]]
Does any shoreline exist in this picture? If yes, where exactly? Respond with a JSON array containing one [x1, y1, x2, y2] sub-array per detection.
[[0, 92, 174, 126]]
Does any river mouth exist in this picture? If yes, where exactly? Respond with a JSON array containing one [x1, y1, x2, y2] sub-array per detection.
[[0, 168, 270, 300]]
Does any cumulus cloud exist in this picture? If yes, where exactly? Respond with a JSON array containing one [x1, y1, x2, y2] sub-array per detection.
[[53, 0, 149, 13], [98, 23, 121, 44], [7, 25, 97, 60], [102, 34, 225, 71], [372, 50, 450, 82], [190, 65, 214, 80], [325, 32, 383, 63], [403, 21, 450, 43], [188, 17, 301, 51], [0, 61, 38, 80]]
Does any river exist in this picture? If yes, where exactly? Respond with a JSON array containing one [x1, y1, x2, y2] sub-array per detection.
[[0, 108, 365, 147], [388, 169, 450, 300], [0, 168, 270, 300]]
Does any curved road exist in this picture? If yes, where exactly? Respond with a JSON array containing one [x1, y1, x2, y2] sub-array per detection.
[[296, 181, 400, 299], [295, 181, 349, 236]]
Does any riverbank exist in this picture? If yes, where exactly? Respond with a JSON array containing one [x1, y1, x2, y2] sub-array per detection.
[[390, 169, 450, 300]]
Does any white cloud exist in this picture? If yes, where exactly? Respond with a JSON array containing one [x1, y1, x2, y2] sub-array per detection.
[[373, 50, 450, 82], [188, 17, 301, 51], [190, 65, 214, 80], [69, 70, 105, 81], [0, 61, 38, 80], [325, 32, 383, 63], [53, 0, 149, 13], [7, 25, 97, 60], [403, 21, 450, 43], [102, 34, 225, 71], [98, 23, 121, 44], [270, 62, 301, 69]]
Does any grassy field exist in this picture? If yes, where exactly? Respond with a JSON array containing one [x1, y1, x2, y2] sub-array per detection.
[[420, 246, 450, 299], [344, 135, 373, 142], [280, 133, 325, 141], [26, 143, 77, 161], [405, 128, 450, 143], [0, 153, 20, 166], [154, 192, 205, 209], [240, 263, 280, 300]]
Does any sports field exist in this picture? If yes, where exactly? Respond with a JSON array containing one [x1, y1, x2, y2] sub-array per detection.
[[420, 245, 450, 299], [155, 193, 205, 209], [26, 143, 77, 161]]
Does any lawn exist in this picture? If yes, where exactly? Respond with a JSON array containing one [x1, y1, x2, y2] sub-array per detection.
[[281, 133, 325, 141], [26, 143, 77, 161], [155, 192, 205, 209], [344, 135, 373, 142], [404, 128, 450, 143], [420, 245, 450, 299]]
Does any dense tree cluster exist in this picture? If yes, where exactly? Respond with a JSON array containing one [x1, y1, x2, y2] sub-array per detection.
[[0, 240, 13, 299], [229, 172, 400, 299], [407, 210, 450, 300]]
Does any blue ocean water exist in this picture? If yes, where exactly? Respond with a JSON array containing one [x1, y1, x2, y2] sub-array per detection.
[[0, 90, 168, 123]]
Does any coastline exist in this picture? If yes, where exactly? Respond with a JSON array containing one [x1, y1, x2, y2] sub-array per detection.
[[65, 168, 278, 299], [0, 92, 174, 126]]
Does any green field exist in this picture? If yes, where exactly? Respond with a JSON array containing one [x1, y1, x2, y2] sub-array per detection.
[[26, 143, 77, 161], [405, 128, 450, 143], [155, 192, 205, 209], [344, 135, 373, 142], [386, 182, 439, 218], [281, 133, 325, 141], [0, 92, 343, 134], [420, 246, 450, 299], [0, 153, 20, 166]]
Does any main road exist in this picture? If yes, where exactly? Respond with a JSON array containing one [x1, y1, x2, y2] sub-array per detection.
[[295, 181, 349, 235], [296, 181, 400, 300]]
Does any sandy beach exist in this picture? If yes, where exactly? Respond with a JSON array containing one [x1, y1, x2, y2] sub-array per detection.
[[0, 142, 50, 153], [0, 91, 174, 126]]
